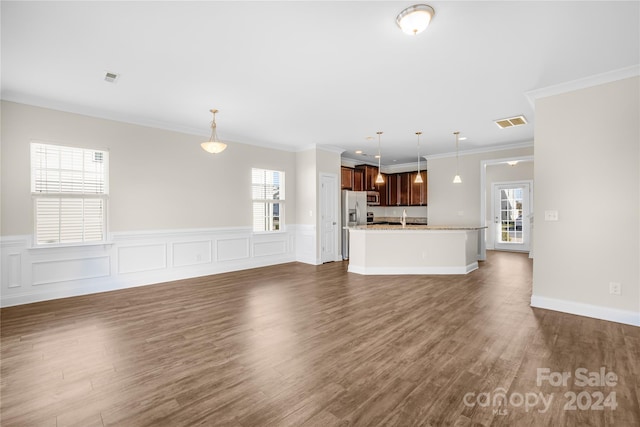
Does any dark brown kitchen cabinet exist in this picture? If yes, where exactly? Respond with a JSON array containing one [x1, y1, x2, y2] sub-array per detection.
[[355, 165, 380, 191], [409, 171, 428, 206], [377, 177, 387, 206], [341, 167, 354, 190], [386, 171, 426, 206], [387, 173, 410, 206], [353, 169, 364, 191]]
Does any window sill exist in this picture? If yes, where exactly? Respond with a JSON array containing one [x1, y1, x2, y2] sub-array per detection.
[[252, 230, 286, 235], [28, 241, 114, 251]]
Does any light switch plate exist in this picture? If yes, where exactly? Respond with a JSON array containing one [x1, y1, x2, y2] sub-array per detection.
[[544, 210, 559, 221]]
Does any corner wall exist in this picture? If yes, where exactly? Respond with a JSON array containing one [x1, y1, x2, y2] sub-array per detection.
[[427, 146, 534, 226], [532, 76, 640, 326]]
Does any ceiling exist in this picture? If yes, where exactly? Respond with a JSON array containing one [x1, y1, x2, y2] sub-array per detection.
[[2, 1, 639, 165]]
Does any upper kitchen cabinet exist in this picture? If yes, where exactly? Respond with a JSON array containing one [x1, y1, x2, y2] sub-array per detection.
[[355, 165, 380, 191], [387, 173, 410, 206], [409, 171, 427, 206], [353, 169, 364, 191], [341, 166, 354, 190], [387, 171, 426, 206]]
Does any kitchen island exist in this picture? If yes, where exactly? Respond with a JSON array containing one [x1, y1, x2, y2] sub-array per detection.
[[347, 224, 486, 275]]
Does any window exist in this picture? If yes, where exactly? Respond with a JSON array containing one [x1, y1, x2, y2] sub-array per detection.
[[31, 142, 109, 245], [252, 168, 284, 232]]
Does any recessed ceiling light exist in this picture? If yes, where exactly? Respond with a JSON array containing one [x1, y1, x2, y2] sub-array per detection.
[[375, 154, 381, 159], [365, 136, 374, 141], [459, 136, 468, 141], [355, 150, 363, 154], [495, 115, 527, 129], [104, 71, 120, 83]]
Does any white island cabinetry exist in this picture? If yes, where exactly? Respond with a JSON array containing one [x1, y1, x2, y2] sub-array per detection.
[[347, 225, 485, 275]]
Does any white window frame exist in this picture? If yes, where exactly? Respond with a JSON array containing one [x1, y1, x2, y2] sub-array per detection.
[[30, 142, 109, 247], [252, 168, 285, 233]]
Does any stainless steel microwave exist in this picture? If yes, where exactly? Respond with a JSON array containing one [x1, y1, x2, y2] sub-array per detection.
[[366, 191, 380, 205]]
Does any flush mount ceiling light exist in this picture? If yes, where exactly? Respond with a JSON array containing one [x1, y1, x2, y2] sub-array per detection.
[[453, 131, 462, 184], [495, 115, 528, 129], [201, 109, 227, 154], [396, 4, 435, 35], [507, 161, 519, 166], [414, 131, 424, 184], [375, 131, 385, 184]]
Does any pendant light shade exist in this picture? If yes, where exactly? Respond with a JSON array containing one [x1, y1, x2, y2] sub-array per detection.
[[396, 4, 435, 35], [375, 131, 384, 184], [201, 109, 227, 154], [452, 131, 462, 184], [415, 131, 424, 184]]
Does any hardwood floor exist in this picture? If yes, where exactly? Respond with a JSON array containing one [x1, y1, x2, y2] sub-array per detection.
[[1, 251, 639, 426]]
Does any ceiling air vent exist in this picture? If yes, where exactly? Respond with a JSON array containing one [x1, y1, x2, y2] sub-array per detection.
[[494, 115, 527, 129], [104, 72, 120, 83]]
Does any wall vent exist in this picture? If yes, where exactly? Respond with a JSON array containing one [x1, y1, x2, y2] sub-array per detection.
[[494, 115, 527, 129], [104, 72, 119, 83]]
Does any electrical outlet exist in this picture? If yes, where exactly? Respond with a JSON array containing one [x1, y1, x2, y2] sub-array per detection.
[[609, 282, 621, 295]]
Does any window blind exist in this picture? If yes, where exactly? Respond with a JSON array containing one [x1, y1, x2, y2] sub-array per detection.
[[252, 168, 284, 232], [31, 143, 108, 245]]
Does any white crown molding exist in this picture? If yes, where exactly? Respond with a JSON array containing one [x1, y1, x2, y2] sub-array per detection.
[[340, 158, 359, 168], [381, 162, 425, 174], [317, 145, 346, 155], [1, 97, 298, 153], [525, 65, 640, 108], [425, 140, 534, 160]]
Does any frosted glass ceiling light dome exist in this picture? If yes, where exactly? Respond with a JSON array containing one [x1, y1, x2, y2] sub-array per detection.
[[201, 109, 227, 154], [396, 4, 435, 35]]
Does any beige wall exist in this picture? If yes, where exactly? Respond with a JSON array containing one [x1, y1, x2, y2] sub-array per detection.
[[533, 76, 639, 314], [295, 148, 316, 226], [1, 101, 297, 235], [427, 146, 534, 226]]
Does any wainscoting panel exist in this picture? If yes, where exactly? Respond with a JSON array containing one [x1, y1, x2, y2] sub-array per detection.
[[172, 240, 212, 268], [295, 224, 319, 265], [7, 253, 22, 288], [118, 244, 167, 274], [216, 237, 250, 262], [253, 234, 288, 257], [32, 256, 111, 286], [1, 226, 309, 307]]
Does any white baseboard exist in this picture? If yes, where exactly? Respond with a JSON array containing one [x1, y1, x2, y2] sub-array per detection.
[[531, 295, 640, 327], [348, 262, 478, 275]]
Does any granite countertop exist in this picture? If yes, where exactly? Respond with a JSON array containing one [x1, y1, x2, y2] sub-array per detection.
[[350, 224, 487, 231]]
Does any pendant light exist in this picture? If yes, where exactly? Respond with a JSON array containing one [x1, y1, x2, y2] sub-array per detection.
[[452, 131, 462, 184], [414, 131, 424, 184], [201, 109, 227, 154], [375, 131, 384, 184]]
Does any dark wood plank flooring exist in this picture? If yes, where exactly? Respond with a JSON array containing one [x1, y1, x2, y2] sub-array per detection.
[[1, 251, 639, 426]]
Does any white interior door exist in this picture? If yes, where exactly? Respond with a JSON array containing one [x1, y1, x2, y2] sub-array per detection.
[[320, 174, 338, 263], [493, 182, 531, 252]]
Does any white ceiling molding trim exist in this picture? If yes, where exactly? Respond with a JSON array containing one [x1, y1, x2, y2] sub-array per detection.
[[525, 65, 640, 108], [425, 140, 534, 161]]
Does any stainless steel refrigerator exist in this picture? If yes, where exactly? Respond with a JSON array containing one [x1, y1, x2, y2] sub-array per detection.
[[342, 190, 367, 260]]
